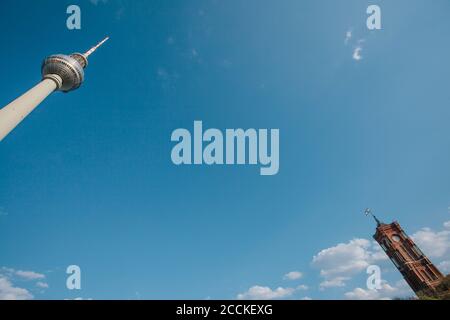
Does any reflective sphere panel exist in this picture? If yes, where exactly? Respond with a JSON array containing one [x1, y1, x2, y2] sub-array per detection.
[[41, 54, 85, 92]]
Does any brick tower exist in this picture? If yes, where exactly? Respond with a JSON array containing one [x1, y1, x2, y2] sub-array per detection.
[[366, 209, 444, 296]]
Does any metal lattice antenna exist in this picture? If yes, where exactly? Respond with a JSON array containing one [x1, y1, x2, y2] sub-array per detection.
[[83, 36, 109, 58], [365, 208, 382, 226]]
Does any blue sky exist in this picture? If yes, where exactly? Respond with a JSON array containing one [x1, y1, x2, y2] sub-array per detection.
[[0, 0, 449, 300]]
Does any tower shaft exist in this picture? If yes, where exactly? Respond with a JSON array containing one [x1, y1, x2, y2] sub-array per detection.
[[0, 76, 60, 141]]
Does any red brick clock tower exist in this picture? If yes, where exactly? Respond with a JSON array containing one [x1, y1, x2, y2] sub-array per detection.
[[366, 209, 444, 296]]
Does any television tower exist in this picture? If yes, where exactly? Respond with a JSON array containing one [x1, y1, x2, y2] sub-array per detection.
[[0, 37, 109, 141]]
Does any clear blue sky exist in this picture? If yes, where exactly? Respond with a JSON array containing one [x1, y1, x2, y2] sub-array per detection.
[[0, 0, 449, 300]]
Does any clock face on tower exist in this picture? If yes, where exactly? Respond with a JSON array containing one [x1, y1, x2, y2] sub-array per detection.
[[392, 235, 401, 242]]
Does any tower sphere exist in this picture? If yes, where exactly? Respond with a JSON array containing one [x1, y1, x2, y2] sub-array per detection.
[[41, 54, 85, 92]]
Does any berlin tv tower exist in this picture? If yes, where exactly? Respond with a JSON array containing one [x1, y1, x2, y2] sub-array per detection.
[[0, 37, 109, 141]]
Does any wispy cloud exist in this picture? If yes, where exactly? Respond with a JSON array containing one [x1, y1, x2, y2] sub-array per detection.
[[283, 271, 303, 281], [345, 29, 365, 61], [237, 285, 295, 300], [345, 30, 352, 44], [411, 221, 450, 258], [345, 279, 414, 300], [236, 269, 308, 300], [89, 0, 108, 5], [1, 267, 46, 280], [0, 267, 48, 299], [15, 270, 45, 280], [344, 281, 398, 300], [319, 277, 350, 289], [352, 46, 363, 61], [36, 281, 49, 289], [0, 277, 33, 300]]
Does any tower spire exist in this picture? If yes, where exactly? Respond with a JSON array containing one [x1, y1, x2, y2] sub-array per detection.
[[70, 36, 109, 70], [83, 36, 109, 58], [364, 208, 382, 226]]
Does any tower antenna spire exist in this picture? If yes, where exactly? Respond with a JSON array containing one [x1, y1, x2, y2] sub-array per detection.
[[83, 36, 109, 58], [364, 208, 382, 226]]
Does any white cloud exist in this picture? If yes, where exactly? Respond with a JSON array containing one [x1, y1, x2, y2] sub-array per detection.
[[352, 46, 363, 61], [345, 31, 364, 61], [345, 286, 388, 300], [443, 220, 450, 229], [313, 238, 371, 278], [1, 267, 46, 280], [344, 280, 413, 300], [0, 267, 47, 299], [36, 282, 49, 289], [0, 267, 14, 274], [319, 276, 350, 289], [312, 238, 383, 278], [296, 284, 308, 290], [312, 238, 387, 289], [345, 30, 352, 44], [370, 242, 389, 261], [283, 271, 302, 281], [89, 0, 107, 5], [0, 277, 33, 300], [300, 296, 312, 300], [15, 270, 45, 280], [411, 226, 449, 258], [237, 286, 295, 300]]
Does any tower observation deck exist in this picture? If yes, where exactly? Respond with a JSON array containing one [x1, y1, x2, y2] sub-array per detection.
[[0, 37, 109, 141]]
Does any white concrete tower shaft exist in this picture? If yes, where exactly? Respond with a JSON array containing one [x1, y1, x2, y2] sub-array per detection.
[[0, 77, 60, 141], [0, 37, 108, 142]]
